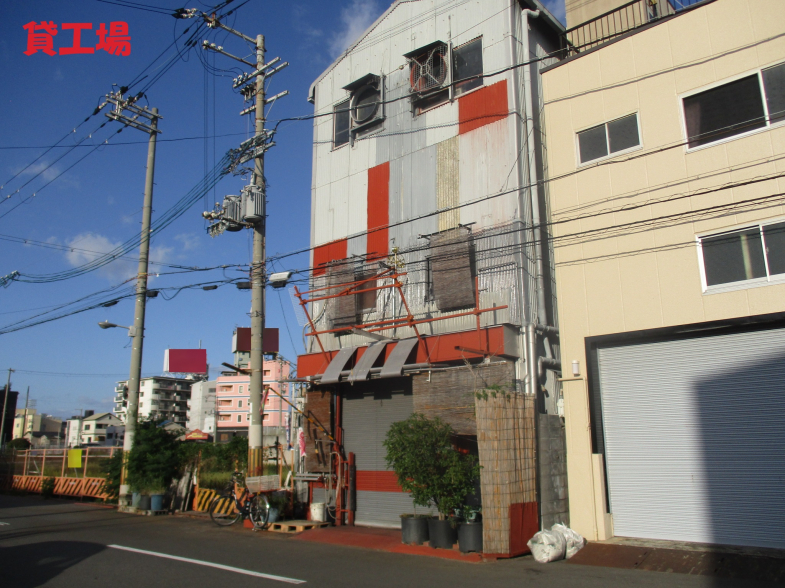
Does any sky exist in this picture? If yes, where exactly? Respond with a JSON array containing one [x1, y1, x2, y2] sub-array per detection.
[[0, 0, 564, 420]]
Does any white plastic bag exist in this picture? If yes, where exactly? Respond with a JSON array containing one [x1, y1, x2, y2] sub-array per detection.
[[552, 523, 585, 559], [527, 529, 566, 563]]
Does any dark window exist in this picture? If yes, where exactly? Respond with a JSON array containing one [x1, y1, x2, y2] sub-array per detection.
[[762, 221, 785, 276], [333, 99, 350, 148], [578, 114, 639, 163], [453, 38, 483, 96], [683, 75, 766, 148], [352, 86, 381, 124], [424, 258, 435, 302], [762, 62, 785, 125], [702, 228, 766, 286], [356, 272, 377, 312]]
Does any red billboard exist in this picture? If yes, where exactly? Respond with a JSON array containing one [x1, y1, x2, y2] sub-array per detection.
[[232, 328, 279, 354], [164, 349, 207, 374]]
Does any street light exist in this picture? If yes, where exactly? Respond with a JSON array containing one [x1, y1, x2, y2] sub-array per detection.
[[98, 321, 137, 336]]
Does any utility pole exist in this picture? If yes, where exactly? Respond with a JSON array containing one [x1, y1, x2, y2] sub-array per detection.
[[198, 11, 288, 476], [104, 92, 161, 505], [0, 368, 13, 448], [23, 386, 30, 438]]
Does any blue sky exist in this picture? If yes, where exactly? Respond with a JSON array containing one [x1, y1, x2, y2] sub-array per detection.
[[0, 0, 564, 419]]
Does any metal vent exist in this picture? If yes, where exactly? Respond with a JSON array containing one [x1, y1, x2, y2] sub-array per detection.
[[408, 43, 448, 93]]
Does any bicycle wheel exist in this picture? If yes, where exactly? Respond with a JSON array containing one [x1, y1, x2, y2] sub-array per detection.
[[208, 493, 242, 527], [249, 494, 271, 530]]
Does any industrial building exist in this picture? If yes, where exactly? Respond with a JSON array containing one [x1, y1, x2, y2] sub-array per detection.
[[296, 0, 568, 553]]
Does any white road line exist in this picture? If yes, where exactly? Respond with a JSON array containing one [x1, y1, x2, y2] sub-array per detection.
[[108, 545, 305, 584], [0, 522, 9, 526]]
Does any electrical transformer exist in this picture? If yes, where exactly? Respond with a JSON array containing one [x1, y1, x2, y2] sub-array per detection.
[[242, 185, 265, 222]]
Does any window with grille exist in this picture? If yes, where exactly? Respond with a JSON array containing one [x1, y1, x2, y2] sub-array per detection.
[[453, 37, 483, 96]]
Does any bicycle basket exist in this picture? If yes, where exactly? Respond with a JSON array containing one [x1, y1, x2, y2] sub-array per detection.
[[246, 475, 279, 493]]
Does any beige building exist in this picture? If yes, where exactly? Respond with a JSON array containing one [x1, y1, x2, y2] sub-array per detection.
[[542, 0, 785, 549]]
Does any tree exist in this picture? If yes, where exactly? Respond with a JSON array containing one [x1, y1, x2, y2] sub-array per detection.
[[126, 420, 181, 493], [384, 413, 479, 519]]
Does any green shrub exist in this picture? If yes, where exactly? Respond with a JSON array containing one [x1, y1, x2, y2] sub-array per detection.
[[41, 477, 55, 499], [8, 438, 31, 450], [100, 450, 124, 503], [384, 413, 480, 519], [127, 420, 181, 493]]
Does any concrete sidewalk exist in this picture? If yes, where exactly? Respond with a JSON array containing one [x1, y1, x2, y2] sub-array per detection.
[[567, 537, 785, 583], [292, 525, 484, 563]]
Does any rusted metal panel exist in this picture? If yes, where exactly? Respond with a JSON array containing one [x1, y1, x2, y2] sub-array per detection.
[[327, 262, 358, 327], [304, 388, 332, 473]]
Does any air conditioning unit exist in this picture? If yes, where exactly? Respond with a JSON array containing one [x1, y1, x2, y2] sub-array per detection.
[[405, 41, 449, 94], [343, 73, 384, 133], [241, 185, 265, 222]]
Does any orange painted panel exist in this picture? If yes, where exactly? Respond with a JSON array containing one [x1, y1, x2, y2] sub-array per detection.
[[356, 470, 402, 492], [367, 162, 390, 260], [313, 239, 348, 277], [458, 80, 508, 135]]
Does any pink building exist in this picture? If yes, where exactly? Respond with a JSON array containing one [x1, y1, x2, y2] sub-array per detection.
[[215, 358, 290, 443]]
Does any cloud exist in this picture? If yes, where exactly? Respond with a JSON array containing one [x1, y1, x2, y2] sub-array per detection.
[[64, 232, 175, 282], [17, 161, 63, 183], [328, 0, 383, 58], [292, 3, 324, 42], [174, 233, 200, 252], [65, 233, 136, 282]]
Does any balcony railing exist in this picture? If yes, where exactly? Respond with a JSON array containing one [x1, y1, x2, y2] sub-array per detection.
[[562, 0, 706, 55]]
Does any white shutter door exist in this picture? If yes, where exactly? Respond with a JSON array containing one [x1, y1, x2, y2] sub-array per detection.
[[598, 327, 785, 549], [343, 383, 426, 527]]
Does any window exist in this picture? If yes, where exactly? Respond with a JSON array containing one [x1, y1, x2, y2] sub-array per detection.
[[263, 370, 271, 376], [239, 386, 244, 394], [684, 63, 785, 149], [219, 415, 230, 422], [246, 414, 250, 421], [218, 400, 232, 407], [238, 400, 243, 408], [333, 99, 350, 148], [453, 38, 483, 96], [700, 220, 785, 289], [237, 414, 242, 423], [84, 424, 91, 430], [578, 113, 640, 163], [424, 258, 435, 302], [263, 414, 270, 422]]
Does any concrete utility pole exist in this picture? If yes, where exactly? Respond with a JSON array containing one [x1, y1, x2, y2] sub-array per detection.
[[199, 12, 288, 476], [0, 368, 13, 448], [104, 93, 161, 504]]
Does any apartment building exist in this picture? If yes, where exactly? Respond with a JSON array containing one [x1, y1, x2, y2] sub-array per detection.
[[541, 0, 785, 549], [113, 376, 193, 426]]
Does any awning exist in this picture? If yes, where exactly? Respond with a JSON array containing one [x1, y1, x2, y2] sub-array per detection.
[[321, 346, 356, 384], [380, 338, 418, 378], [348, 340, 388, 383]]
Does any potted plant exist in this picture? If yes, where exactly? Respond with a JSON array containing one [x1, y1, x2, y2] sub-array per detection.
[[384, 414, 480, 549], [458, 506, 483, 553]]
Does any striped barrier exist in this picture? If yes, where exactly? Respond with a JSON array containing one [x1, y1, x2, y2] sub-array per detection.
[[194, 487, 239, 515], [11, 475, 108, 500]]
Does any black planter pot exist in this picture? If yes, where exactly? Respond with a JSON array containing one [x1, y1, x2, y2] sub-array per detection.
[[427, 517, 457, 549], [458, 521, 483, 553], [138, 494, 151, 511], [400, 516, 429, 545]]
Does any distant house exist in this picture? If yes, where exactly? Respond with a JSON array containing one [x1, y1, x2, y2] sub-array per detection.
[[80, 412, 123, 445]]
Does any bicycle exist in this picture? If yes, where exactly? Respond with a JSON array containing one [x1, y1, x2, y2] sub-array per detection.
[[208, 471, 271, 530]]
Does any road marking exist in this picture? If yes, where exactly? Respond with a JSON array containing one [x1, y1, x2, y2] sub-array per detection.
[[108, 545, 305, 584], [0, 522, 9, 526]]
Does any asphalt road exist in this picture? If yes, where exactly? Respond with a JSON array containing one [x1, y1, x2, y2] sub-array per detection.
[[0, 495, 776, 588]]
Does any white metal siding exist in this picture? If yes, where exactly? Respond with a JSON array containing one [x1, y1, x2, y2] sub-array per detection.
[[597, 327, 785, 549]]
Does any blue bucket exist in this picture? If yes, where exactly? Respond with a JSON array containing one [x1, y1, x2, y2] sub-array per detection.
[[150, 494, 165, 512]]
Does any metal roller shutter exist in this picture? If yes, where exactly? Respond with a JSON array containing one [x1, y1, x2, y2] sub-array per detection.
[[597, 326, 785, 549], [343, 380, 430, 527]]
